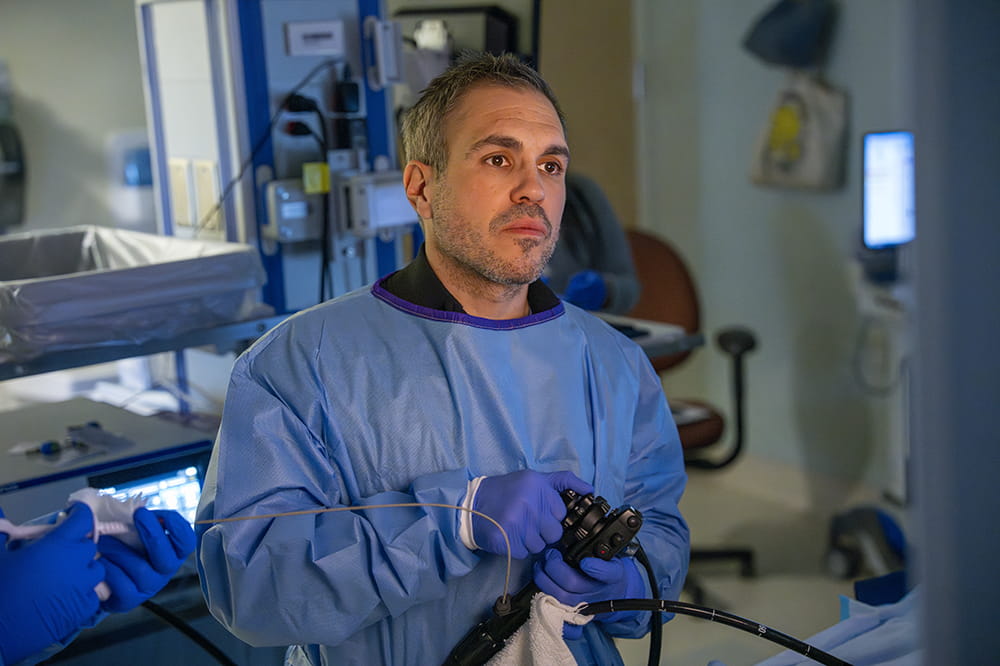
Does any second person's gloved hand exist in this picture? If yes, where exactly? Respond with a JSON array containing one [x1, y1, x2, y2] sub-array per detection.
[[561, 270, 607, 311], [98, 508, 196, 612], [534, 549, 646, 639], [473, 470, 593, 559], [0, 503, 104, 665]]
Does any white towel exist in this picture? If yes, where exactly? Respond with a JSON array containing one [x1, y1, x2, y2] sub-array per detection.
[[487, 592, 593, 666], [69, 487, 147, 601], [68, 487, 146, 551], [0, 488, 145, 549]]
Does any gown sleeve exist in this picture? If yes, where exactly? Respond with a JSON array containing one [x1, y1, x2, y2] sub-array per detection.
[[195, 352, 482, 648], [597, 350, 690, 638]]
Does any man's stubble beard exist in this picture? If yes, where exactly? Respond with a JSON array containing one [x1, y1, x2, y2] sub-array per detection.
[[428, 181, 559, 289]]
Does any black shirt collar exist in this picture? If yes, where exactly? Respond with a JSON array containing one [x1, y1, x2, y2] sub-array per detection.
[[380, 245, 561, 315]]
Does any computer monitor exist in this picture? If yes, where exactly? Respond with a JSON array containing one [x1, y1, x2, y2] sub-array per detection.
[[863, 130, 915, 250], [860, 130, 915, 283], [88, 451, 210, 527]]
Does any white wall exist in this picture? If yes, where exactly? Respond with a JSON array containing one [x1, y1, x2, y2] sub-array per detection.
[[0, 0, 147, 232], [636, 0, 914, 498]]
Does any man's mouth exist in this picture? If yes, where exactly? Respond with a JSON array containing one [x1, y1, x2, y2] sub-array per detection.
[[500, 218, 550, 238]]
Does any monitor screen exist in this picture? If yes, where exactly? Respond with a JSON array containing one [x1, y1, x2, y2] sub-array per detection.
[[89, 451, 209, 528], [863, 130, 915, 249], [98, 466, 202, 527]]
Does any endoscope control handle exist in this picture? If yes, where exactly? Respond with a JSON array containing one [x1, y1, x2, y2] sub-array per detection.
[[444, 493, 644, 666]]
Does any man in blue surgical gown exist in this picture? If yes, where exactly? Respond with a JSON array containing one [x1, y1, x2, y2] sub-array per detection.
[[196, 52, 690, 666]]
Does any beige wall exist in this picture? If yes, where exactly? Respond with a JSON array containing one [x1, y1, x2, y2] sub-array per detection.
[[539, 0, 636, 228]]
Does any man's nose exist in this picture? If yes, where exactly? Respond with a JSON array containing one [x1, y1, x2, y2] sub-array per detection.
[[511, 164, 545, 204]]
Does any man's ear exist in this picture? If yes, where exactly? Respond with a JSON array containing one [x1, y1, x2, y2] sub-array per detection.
[[403, 161, 434, 220]]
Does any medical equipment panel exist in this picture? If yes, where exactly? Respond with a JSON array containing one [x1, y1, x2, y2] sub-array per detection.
[[90, 451, 209, 528], [137, 0, 417, 315]]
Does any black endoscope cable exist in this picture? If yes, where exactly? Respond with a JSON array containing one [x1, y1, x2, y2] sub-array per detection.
[[194, 59, 336, 235], [140, 600, 237, 666], [634, 543, 662, 666], [285, 113, 333, 303], [578, 598, 853, 666]]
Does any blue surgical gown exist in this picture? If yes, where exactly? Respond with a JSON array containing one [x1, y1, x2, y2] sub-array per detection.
[[196, 279, 690, 665]]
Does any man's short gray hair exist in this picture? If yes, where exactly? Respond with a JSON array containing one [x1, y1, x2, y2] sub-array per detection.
[[399, 51, 566, 172]]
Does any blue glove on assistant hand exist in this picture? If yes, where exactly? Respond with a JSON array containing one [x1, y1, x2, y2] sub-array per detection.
[[534, 549, 646, 640], [0, 503, 104, 665], [561, 270, 607, 311], [472, 470, 593, 560], [97, 508, 196, 612]]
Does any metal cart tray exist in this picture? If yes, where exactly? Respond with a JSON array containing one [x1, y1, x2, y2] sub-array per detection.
[[0, 225, 268, 362]]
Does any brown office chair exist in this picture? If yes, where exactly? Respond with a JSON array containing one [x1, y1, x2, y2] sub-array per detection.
[[625, 229, 758, 604]]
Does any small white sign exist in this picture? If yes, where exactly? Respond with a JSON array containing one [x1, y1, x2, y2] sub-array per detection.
[[285, 20, 346, 57]]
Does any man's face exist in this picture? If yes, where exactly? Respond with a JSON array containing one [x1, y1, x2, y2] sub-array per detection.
[[422, 84, 569, 286]]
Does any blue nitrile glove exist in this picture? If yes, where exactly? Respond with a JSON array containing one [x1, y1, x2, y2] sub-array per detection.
[[473, 470, 593, 560], [97, 508, 196, 612], [561, 270, 607, 311], [0, 503, 104, 665], [533, 549, 646, 640]]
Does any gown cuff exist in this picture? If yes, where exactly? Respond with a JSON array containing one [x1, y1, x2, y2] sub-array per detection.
[[459, 476, 486, 550]]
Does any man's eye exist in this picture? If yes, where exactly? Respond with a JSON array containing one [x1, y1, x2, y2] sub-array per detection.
[[541, 161, 564, 175], [487, 155, 509, 167]]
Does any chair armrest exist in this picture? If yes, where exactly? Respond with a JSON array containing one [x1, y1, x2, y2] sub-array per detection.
[[686, 326, 757, 471], [715, 326, 758, 357]]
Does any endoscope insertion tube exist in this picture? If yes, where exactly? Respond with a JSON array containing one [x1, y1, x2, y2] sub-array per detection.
[[197, 503, 515, 606], [580, 598, 854, 666]]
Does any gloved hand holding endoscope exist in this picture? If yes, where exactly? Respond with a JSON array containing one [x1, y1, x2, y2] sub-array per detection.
[[97, 507, 196, 612], [534, 549, 646, 639], [0, 503, 104, 665], [447, 488, 646, 665], [472, 470, 593, 559]]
